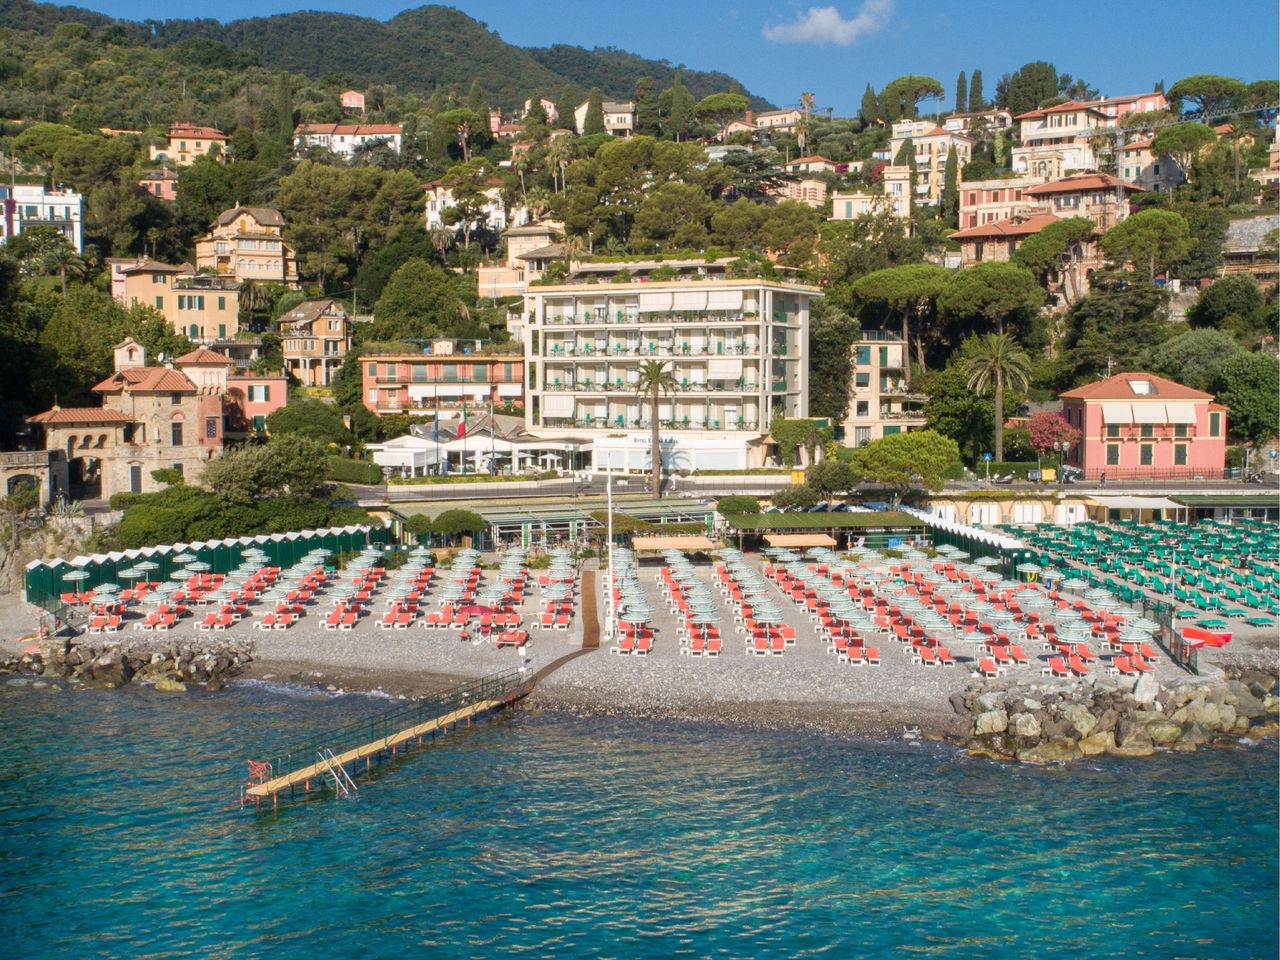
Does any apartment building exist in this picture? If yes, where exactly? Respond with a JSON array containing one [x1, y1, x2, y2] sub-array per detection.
[[1022, 173, 1141, 231], [1011, 100, 1110, 177], [292, 123, 403, 157], [1119, 138, 1186, 193], [830, 166, 912, 221], [521, 266, 817, 472], [148, 124, 227, 166], [361, 343, 525, 416], [942, 110, 1014, 135], [887, 121, 973, 203], [0, 184, 84, 251], [957, 176, 1040, 230], [277, 298, 352, 387], [840, 331, 926, 446], [573, 99, 635, 137], [113, 259, 241, 342], [424, 178, 511, 234], [138, 169, 179, 201], [194, 204, 300, 286]]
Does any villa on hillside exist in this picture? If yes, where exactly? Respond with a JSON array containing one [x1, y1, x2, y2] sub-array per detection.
[[292, 123, 403, 157], [148, 124, 227, 167], [278, 298, 352, 387], [194, 204, 300, 287]]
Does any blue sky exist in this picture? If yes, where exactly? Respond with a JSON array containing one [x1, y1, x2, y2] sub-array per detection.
[[58, 0, 1280, 112]]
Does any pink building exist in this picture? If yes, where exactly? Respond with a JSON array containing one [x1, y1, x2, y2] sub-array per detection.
[[1060, 372, 1227, 480], [225, 373, 288, 436], [138, 169, 179, 201], [340, 89, 366, 113], [361, 350, 524, 416]]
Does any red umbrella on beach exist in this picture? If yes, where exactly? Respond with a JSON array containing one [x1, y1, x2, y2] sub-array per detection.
[[458, 604, 494, 617]]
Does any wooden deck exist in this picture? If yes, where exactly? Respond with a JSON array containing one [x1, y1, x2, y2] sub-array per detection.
[[245, 695, 515, 800]]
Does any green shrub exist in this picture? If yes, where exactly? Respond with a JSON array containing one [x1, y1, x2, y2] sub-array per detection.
[[984, 461, 1039, 479], [325, 456, 383, 485], [716, 495, 761, 515]]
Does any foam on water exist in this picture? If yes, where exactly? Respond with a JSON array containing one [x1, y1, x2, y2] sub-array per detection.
[[0, 683, 1274, 958]]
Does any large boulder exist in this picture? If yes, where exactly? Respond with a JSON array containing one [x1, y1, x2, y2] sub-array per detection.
[[1078, 730, 1115, 756], [1176, 722, 1211, 750], [1061, 702, 1098, 738], [1011, 712, 1041, 739], [974, 709, 1008, 735], [1132, 672, 1159, 705], [1225, 681, 1266, 719], [153, 678, 187, 693], [1017, 739, 1079, 763], [974, 691, 1007, 713], [1141, 717, 1184, 746]]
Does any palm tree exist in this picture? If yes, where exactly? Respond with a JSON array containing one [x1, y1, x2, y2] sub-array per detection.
[[41, 243, 87, 294], [634, 359, 678, 497], [963, 333, 1031, 464]]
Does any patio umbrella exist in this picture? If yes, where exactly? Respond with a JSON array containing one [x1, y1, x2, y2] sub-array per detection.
[[134, 561, 160, 573], [186, 561, 212, 573], [171, 553, 196, 564], [93, 582, 121, 595], [61, 569, 91, 583], [1128, 616, 1161, 633], [975, 556, 1001, 568]]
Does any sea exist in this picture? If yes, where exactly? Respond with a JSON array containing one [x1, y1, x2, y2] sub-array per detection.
[[0, 679, 1275, 960]]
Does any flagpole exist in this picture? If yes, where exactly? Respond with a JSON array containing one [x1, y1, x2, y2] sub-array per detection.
[[490, 395, 495, 475], [434, 390, 440, 475], [461, 399, 467, 474]]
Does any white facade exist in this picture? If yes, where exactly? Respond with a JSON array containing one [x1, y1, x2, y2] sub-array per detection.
[[292, 124, 403, 158], [573, 100, 635, 137], [424, 182, 513, 233], [521, 277, 817, 471], [1, 185, 84, 252]]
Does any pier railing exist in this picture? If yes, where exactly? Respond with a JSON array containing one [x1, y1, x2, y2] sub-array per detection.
[[252, 670, 530, 787]]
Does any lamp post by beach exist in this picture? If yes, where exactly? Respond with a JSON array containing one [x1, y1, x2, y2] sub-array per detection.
[[1053, 441, 1069, 486], [604, 454, 616, 644]]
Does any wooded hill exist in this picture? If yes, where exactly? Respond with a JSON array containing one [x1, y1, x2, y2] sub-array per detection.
[[0, 0, 771, 111]]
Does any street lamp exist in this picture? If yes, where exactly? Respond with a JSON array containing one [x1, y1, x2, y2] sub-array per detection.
[[1053, 441, 1070, 485]]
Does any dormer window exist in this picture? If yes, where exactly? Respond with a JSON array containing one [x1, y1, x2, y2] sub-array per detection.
[[1128, 379, 1154, 395]]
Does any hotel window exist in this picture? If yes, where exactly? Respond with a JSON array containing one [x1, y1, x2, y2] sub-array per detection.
[[1174, 444, 1188, 466], [252, 415, 265, 431], [1174, 424, 1189, 438], [1140, 443, 1153, 466], [856, 401, 869, 417], [855, 346, 871, 365], [855, 372, 870, 389], [1106, 444, 1119, 466], [1106, 424, 1119, 438], [170, 392, 181, 405], [1140, 424, 1153, 438], [367, 363, 377, 377], [155, 296, 163, 310], [171, 422, 184, 446], [205, 417, 218, 438], [879, 347, 889, 366], [855, 427, 871, 445], [152, 274, 165, 284], [1209, 412, 1221, 437], [217, 296, 225, 310]]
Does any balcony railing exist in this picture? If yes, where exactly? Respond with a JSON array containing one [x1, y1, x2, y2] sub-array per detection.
[[544, 342, 758, 358], [540, 417, 759, 432]]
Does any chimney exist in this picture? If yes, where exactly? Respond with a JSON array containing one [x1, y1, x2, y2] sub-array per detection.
[[745, 110, 754, 125]]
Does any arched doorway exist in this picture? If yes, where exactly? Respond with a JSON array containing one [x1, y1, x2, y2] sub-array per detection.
[[67, 457, 101, 500]]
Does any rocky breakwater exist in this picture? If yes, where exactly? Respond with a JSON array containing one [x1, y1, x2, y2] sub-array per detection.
[[1, 637, 254, 692], [953, 668, 1279, 763]]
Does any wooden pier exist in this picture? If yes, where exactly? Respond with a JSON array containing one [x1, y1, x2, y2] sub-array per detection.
[[243, 670, 532, 809]]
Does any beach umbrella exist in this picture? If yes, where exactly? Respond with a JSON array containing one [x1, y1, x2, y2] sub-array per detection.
[[975, 556, 1001, 568], [1118, 628, 1154, 642], [1084, 587, 1112, 600], [168, 570, 191, 583], [61, 569, 91, 583], [93, 582, 121, 595], [186, 561, 212, 573], [1128, 616, 1161, 633], [1059, 577, 1088, 592], [134, 561, 159, 573], [171, 553, 196, 564]]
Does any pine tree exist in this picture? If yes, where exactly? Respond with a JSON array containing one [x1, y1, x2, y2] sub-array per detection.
[[273, 74, 294, 144], [942, 145, 959, 225], [635, 77, 659, 135], [584, 88, 606, 136], [859, 83, 878, 126], [968, 69, 984, 112], [955, 71, 967, 114], [663, 74, 694, 142]]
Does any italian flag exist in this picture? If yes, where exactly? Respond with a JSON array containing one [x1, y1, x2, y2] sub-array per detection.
[[456, 403, 466, 439]]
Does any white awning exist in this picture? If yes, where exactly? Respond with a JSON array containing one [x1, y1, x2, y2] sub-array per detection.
[[706, 290, 744, 311], [542, 394, 575, 417], [1088, 495, 1181, 511], [497, 383, 523, 397], [1164, 401, 1197, 424], [1100, 402, 1133, 424], [637, 292, 673, 312], [672, 290, 709, 310], [1131, 402, 1165, 424], [707, 357, 743, 378]]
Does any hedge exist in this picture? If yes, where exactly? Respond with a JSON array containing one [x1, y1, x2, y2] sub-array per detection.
[[716, 495, 761, 515], [325, 456, 383, 485], [389, 471, 560, 485]]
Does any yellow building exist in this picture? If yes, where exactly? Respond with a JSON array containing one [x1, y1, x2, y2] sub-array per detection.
[[148, 124, 228, 167], [195, 204, 300, 287], [115, 260, 241, 344]]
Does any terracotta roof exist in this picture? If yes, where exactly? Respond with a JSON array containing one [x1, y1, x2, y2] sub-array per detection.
[[167, 124, 226, 140], [1122, 138, 1153, 151], [27, 407, 133, 425], [94, 368, 196, 394], [1024, 174, 1142, 196], [1014, 100, 1108, 121], [119, 259, 188, 275], [175, 347, 233, 366], [213, 205, 285, 227], [950, 213, 1062, 240], [279, 298, 347, 329], [787, 155, 834, 165], [294, 123, 402, 136], [1060, 372, 1213, 401]]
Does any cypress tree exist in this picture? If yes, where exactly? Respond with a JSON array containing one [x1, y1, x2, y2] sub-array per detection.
[[955, 71, 967, 114], [942, 145, 959, 225], [583, 88, 606, 136], [555, 85, 576, 131], [635, 77, 659, 135], [859, 83, 878, 126], [968, 69, 984, 112], [466, 81, 488, 121]]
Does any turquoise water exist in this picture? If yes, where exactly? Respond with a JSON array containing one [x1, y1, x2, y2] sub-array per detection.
[[0, 681, 1275, 959]]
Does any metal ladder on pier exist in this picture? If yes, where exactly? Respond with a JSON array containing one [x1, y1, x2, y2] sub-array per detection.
[[316, 748, 358, 798]]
